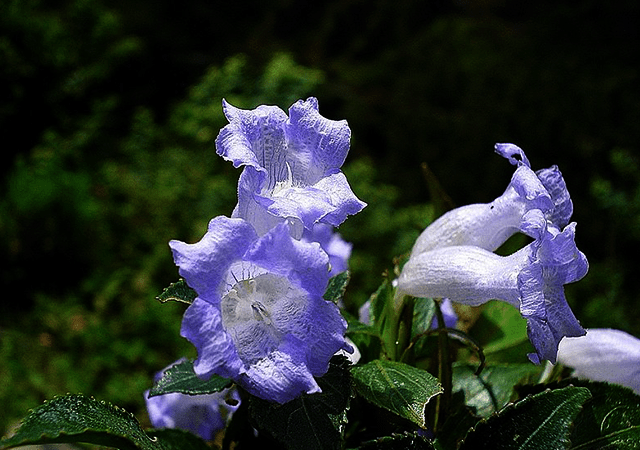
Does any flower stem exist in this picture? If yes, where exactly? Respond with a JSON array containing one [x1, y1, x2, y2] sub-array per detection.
[[432, 298, 452, 434]]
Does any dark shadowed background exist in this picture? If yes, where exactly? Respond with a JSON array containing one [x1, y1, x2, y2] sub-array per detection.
[[1, 0, 639, 437]]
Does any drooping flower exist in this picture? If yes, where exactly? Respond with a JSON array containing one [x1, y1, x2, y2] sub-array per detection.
[[144, 359, 240, 440], [411, 143, 572, 256], [171, 216, 351, 404], [397, 210, 588, 364], [215, 97, 366, 237], [301, 222, 352, 277], [556, 328, 640, 394]]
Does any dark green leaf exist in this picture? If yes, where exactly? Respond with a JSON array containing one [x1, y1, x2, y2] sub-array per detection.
[[459, 386, 591, 450], [0, 394, 160, 450], [351, 359, 442, 429], [148, 359, 232, 397], [156, 278, 197, 305], [569, 381, 640, 449], [324, 271, 350, 304], [470, 301, 532, 363], [452, 363, 543, 417], [250, 355, 352, 450], [368, 276, 401, 359], [146, 429, 211, 450], [432, 390, 481, 450], [357, 432, 436, 449]]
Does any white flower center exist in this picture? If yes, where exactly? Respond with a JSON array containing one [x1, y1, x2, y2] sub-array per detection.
[[269, 162, 299, 198], [220, 273, 308, 364]]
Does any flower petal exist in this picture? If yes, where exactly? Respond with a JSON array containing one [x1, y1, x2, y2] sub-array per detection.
[[557, 329, 640, 394], [286, 97, 351, 184], [495, 142, 531, 167], [169, 217, 257, 302]]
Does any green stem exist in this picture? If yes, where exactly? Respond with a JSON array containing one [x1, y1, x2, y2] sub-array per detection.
[[432, 299, 452, 434], [395, 295, 415, 363]]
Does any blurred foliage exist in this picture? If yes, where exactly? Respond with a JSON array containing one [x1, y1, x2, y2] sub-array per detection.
[[1, 0, 640, 441]]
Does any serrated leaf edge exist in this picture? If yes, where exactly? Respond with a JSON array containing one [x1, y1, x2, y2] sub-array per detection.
[[0, 393, 156, 450], [458, 385, 591, 449]]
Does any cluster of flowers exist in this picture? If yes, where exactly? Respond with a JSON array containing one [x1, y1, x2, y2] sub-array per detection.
[[145, 98, 640, 440], [146, 98, 365, 437]]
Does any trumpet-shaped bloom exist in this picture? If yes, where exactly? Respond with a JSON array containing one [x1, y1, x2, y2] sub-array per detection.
[[145, 359, 240, 440], [411, 143, 572, 256], [301, 223, 352, 277], [216, 97, 366, 237], [557, 328, 640, 395], [171, 217, 351, 404], [397, 211, 588, 364]]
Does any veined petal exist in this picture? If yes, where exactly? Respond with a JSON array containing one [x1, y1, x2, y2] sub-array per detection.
[[240, 350, 321, 404], [169, 217, 257, 301], [286, 97, 351, 184], [174, 218, 350, 403], [181, 299, 244, 380], [399, 220, 587, 364], [216, 98, 365, 235], [536, 165, 573, 228], [216, 100, 288, 173]]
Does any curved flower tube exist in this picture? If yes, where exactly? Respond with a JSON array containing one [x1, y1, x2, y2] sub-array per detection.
[[170, 216, 351, 404], [411, 143, 572, 256], [216, 97, 366, 237], [397, 211, 588, 364], [556, 328, 640, 395], [144, 359, 240, 440]]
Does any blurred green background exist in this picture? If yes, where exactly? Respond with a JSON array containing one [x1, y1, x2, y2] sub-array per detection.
[[1, 0, 639, 436]]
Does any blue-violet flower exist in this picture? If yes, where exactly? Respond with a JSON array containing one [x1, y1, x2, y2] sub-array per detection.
[[397, 210, 588, 363], [411, 143, 572, 255], [216, 97, 366, 237], [301, 223, 352, 277], [145, 359, 240, 440], [171, 216, 351, 404], [556, 328, 640, 394]]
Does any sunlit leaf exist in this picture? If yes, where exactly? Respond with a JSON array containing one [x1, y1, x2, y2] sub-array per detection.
[[351, 359, 442, 429], [156, 279, 197, 305], [0, 394, 160, 450], [452, 363, 542, 417], [148, 359, 232, 397], [459, 386, 591, 449]]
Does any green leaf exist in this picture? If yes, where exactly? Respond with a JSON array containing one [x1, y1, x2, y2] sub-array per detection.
[[351, 359, 443, 429], [250, 355, 352, 450], [452, 363, 543, 417], [357, 432, 436, 449], [459, 386, 591, 450], [148, 359, 232, 397], [569, 381, 640, 449], [368, 276, 401, 360], [146, 429, 211, 450], [156, 278, 197, 305], [324, 271, 350, 304], [470, 300, 533, 363], [412, 297, 436, 339], [0, 394, 161, 450]]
